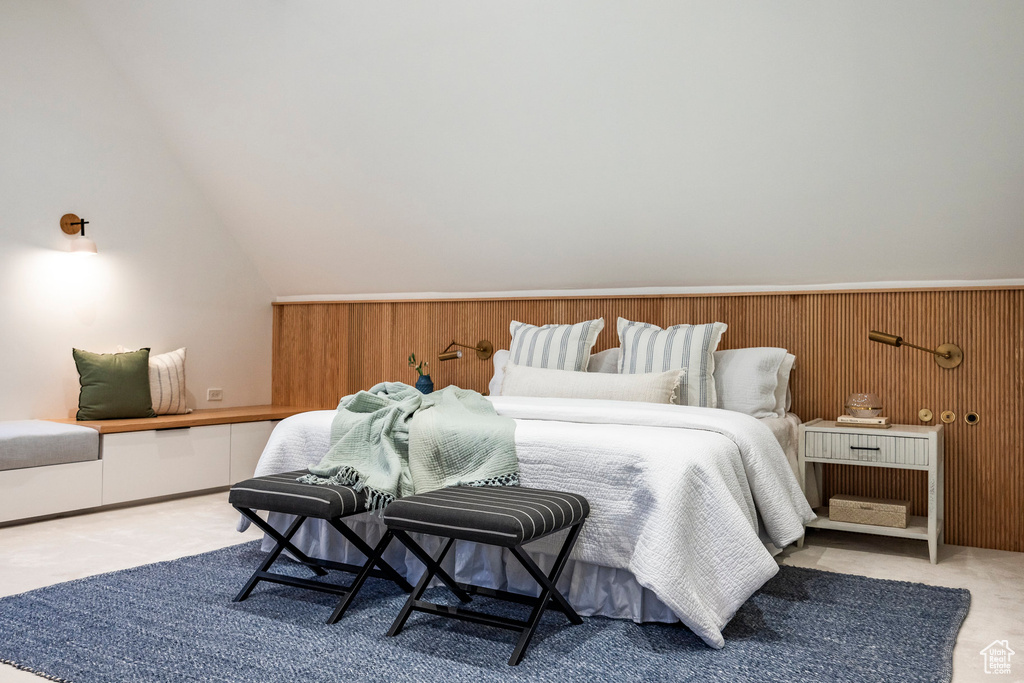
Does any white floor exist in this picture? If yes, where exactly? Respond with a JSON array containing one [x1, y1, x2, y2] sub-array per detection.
[[0, 493, 1021, 682]]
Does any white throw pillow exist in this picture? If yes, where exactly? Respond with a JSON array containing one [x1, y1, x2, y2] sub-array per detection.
[[774, 353, 796, 416], [586, 348, 620, 373], [501, 363, 684, 404], [118, 346, 191, 415], [713, 347, 789, 418], [488, 349, 511, 397], [617, 317, 727, 407], [508, 318, 604, 371]]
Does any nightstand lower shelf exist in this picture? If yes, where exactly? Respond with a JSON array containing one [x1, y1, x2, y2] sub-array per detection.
[[805, 508, 929, 540]]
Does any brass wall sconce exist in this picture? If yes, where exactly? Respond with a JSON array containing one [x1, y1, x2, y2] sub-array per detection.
[[438, 340, 494, 362], [60, 213, 98, 254], [868, 330, 963, 369]]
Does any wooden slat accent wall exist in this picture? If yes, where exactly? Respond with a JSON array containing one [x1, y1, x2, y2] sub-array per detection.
[[272, 289, 1024, 552]]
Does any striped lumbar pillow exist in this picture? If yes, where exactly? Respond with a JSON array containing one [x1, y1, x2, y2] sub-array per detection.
[[118, 346, 191, 415], [616, 317, 728, 407], [508, 318, 604, 371]]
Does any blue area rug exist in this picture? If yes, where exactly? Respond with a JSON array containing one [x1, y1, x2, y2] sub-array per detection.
[[0, 541, 969, 682]]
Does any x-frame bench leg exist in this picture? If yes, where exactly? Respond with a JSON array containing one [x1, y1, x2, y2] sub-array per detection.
[[391, 530, 472, 603], [234, 510, 326, 602], [388, 535, 468, 637], [385, 522, 586, 665], [326, 529, 401, 624], [326, 519, 412, 593], [507, 523, 584, 665], [233, 507, 411, 623]]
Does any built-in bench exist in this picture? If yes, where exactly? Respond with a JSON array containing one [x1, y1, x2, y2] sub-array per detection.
[[0, 420, 102, 523], [0, 405, 314, 525]]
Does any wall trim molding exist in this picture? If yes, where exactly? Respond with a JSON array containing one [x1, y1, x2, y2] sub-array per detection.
[[274, 279, 1024, 304]]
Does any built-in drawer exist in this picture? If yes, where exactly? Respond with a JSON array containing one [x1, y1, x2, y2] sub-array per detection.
[[0, 460, 103, 523], [101, 424, 231, 505], [803, 430, 929, 467], [229, 420, 278, 484]]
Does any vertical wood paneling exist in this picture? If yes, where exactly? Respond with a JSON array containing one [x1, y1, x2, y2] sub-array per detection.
[[271, 289, 1024, 552]]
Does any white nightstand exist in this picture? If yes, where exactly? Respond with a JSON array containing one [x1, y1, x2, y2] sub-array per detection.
[[797, 419, 944, 563]]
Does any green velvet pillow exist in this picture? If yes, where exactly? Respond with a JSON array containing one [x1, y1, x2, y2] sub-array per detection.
[[73, 348, 157, 420]]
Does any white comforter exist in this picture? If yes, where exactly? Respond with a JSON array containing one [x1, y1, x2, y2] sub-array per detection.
[[251, 397, 814, 648]]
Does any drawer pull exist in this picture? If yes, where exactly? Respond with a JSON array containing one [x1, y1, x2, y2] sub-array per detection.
[[850, 446, 881, 451]]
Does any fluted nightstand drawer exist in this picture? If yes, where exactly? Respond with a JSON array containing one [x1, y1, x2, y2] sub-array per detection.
[[803, 430, 930, 467]]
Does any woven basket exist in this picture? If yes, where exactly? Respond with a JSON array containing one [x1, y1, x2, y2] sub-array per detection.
[[829, 494, 909, 529]]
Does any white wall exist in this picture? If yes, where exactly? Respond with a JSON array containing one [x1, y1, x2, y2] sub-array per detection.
[[70, 0, 1024, 296], [0, 0, 274, 420]]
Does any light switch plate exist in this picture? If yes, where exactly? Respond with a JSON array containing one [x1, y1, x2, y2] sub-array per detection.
[[207, 388, 224, 401]]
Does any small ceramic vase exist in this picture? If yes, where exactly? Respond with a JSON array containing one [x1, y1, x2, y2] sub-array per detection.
[[415, 374, 434, 394]]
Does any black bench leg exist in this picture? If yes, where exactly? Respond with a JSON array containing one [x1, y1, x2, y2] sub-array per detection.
[[234, 512, 315, 602], [391, 530, 471, 603], [235, 507, 329, 578], [326, 519, 413, 593], [325, 530, 398, 624], [388, 536, 467, 637], [507, 522, 585, 666]]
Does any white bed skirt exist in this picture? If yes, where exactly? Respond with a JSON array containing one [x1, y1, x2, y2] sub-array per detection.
[[265, 511, 685, 623]]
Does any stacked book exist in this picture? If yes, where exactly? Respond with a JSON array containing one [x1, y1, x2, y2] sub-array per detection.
[[836, 415, 891, 429]]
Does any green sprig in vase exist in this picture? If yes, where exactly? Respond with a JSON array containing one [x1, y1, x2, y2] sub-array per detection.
[[408, 353, 433, 394]]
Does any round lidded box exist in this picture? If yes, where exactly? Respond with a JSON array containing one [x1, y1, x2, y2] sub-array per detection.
[[845, 393, 883, 418]]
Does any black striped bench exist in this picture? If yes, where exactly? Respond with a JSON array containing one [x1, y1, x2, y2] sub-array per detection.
[[229, 470, 412, 623], [383, 485, 590, 666]]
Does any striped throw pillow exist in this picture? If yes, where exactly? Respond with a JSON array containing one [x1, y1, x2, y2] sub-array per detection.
[[149, 347, 190, 415], [616, 317, 728, 407], [508, 318, 604, 371]]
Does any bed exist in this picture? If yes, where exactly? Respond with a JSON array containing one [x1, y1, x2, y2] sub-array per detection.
[[246, 395, 815, 649]]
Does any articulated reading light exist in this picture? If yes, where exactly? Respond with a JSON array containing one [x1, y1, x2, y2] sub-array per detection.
[[868, 330, 962, 369], [438, 340, 494, 362]]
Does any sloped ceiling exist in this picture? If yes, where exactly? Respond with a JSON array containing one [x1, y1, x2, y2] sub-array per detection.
[[71, 1, 1024, 296]]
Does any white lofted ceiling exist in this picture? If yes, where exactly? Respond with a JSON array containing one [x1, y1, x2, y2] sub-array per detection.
[[71, 1, 1024, 297]]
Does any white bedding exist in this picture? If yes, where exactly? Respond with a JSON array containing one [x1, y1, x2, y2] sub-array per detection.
[[249, 397, 814, 648]]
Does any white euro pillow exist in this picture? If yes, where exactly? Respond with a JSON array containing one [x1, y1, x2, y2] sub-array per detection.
[[501, 363, 684, 404], [488, 349, 511, 397], [586, 348, 621, 373], [775, 353, 796, 416], [713, 347, 789, 419]]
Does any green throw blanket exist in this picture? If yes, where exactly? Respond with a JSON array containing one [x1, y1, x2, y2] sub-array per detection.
[[299, 382, 518, 510]]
